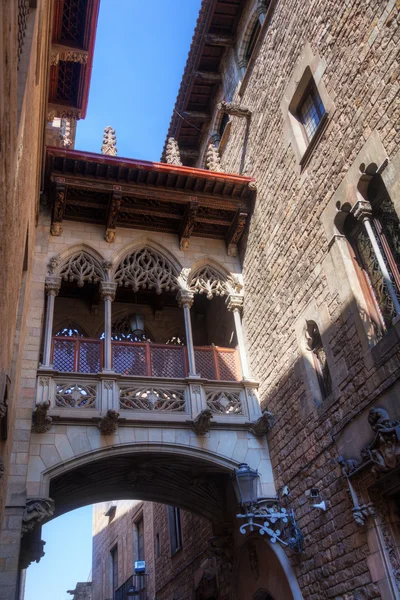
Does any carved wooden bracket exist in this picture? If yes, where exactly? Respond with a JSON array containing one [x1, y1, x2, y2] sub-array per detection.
[[105, 188, 122, 243], [179, 200, 198, 250], [225, 211, 247, 257], [51, 182, 66, 236]]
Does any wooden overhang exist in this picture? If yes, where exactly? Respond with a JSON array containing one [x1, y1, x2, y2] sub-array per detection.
[[162, 0, 245, 166], [48, 0, 100, 120], [45, 147, 256, 254]]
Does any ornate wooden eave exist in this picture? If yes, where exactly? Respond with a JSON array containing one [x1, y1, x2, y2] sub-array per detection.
[[45, 147, 256, 253], [48, 0, 100, 120], [162, 0, 246, 166]]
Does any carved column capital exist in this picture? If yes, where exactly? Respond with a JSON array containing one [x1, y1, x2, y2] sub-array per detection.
[[177, 289, 195, 308], [226, 294, 244, 312], [45, 277, 61, 296], [100, 281, 117, 302], [351, 199, 373, 222], [22, 498, 55, 534]]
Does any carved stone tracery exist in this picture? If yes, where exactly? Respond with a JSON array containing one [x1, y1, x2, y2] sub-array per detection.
[[206, 390, 242, 415], [59, 252, 104, 287], [189, 266, 239, 299], [55, 383, 97, 408], [114, 247, 178, 295], [119, 387, 186, 412]]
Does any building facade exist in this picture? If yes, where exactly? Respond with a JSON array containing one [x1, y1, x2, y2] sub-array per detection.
[[1, 0, 400, 599]]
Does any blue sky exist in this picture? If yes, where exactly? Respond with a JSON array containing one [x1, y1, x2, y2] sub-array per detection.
[[25, 1, 201, 597], [75, 0, 201, 160]]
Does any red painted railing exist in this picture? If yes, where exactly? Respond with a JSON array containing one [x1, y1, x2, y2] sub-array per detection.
[[51, 337, 241, 382]]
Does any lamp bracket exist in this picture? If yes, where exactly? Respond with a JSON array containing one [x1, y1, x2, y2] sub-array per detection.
[[236, 503, 303, 553]]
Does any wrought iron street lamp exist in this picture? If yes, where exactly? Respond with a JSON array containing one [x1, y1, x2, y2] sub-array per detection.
[[234, 463, 303, 553], [235, 463, 259, 506]]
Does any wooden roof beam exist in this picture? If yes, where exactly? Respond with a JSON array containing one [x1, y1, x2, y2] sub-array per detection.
[[181, 111, 210, 122], [194, 71, 222, 83], [205, 34, 235, 47], [180, 148, 200, 160]]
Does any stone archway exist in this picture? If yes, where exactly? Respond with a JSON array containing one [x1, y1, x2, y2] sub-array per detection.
[[231, 537, 304, 600]]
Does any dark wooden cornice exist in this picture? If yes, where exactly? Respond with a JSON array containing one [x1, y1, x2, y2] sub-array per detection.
[[45, 147, 256, 252], [48, 0, 100, 120], [162, 0, 246, 166]]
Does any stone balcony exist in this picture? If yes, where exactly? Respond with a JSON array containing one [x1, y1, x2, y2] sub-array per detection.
[[36, 338, 261, 426]]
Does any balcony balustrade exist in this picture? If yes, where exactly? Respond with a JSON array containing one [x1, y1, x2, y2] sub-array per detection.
[[36, 335, 262, 426], [51, 336, 241, 382]]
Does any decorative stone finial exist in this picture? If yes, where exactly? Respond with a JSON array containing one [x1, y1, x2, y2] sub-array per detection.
[[192, 409, 213, 435], [32, 401, 53, 434], [206, 144, 224, 173], [101, 126, 117, 156], [99, 409, 119, 434], [165, 137, 183, 166]]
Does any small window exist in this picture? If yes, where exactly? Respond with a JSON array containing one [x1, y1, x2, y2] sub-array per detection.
[[218, 113, 230, 139], [245, 19, 261, 64], [110, 545, 118, 593], [155, 533, 161, 558], [306, 321, 332, 400], [298, 82, 326, 142], [168, 506, 182, 555]]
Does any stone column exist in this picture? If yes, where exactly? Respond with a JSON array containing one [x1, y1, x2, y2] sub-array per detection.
[[100, 282, 117, 372], [226, 294, 250, 380], [42, 277, 61, 368], [177, 290, 198, 377], [352, 199, 400, 320]]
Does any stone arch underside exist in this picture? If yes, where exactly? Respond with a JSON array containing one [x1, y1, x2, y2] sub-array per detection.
[[43, 446, 236, 524]]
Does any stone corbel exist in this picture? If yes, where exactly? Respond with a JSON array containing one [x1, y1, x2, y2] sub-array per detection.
[[98, 409, 119, 435], [22, 498, 55, 535], [217, 100, 252, 119], [249, 410, 274, 436], [32, 401, 53, 434], [19, 528, 46, 569], [50, 45, 89, 66], [192, 409, 213, 435]]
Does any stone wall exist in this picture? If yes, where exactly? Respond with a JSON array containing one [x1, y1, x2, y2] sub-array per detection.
[[193, 0, 400, 597], [0, 1, 53, 592]]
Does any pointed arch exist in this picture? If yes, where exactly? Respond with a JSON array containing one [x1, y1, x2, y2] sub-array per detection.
[[188, 258, 243, 299], [112, 241, 182, 295], [48, 244, 107, 287]]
